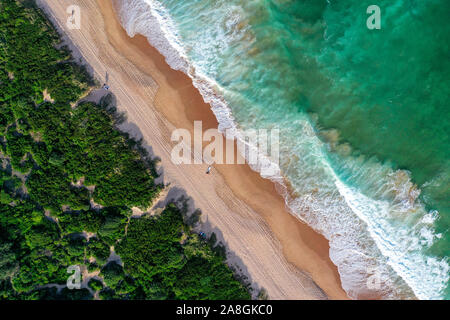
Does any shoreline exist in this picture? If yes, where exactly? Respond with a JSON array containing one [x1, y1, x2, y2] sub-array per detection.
[[101, 0, 349, 299], [40, 0, 349, 299]]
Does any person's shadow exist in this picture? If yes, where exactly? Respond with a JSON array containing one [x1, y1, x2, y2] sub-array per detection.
[[105, 71, 109, 85]]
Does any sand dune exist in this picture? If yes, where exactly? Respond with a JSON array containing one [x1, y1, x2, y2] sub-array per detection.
[[37, 0, 348, 299]]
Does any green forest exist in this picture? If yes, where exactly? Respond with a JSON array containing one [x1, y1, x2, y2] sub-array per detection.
[[0, 0, 250, 300]]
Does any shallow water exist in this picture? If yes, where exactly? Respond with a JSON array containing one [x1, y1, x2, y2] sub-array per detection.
[[116, 0, 449, 299]]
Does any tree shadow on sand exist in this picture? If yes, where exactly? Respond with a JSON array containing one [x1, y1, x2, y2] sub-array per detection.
[[83, 91, 261, 297]]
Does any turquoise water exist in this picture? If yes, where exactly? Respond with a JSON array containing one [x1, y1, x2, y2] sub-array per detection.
[[117, 0, 449, 299]]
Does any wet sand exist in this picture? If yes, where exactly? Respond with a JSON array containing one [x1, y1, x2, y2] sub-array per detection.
[[39, 0, 349, 299]]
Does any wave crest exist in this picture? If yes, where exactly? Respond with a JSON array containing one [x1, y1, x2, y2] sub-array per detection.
[[113, 0, 449, 300]]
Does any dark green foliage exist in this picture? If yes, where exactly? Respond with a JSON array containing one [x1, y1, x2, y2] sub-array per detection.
[[0, 240, 19, 281], [0, 187, 13, 204], [58, 288, 93, 300], [100, 261, 124, 289], [88, 278, 103, 292], [115, 275, 139, 296], [212, 242, 227, 259], [24, 219, 59, 250], [87, 262, 100, 273], [173, 256, 243, 299], [208, 232, 217, 247], [0, 0, 249, 301], [86, 237, 110, 266], [98, 287, 119, 300], [5, 129, 33, 172], [0, 279, 15, 299], [97, 208, 128, 245], [117, 204, 185, 281], [116, 205, 250, 300], [59, 210, 104, 235]]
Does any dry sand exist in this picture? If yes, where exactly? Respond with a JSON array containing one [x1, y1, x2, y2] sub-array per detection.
[[38, 0, 349, 299]]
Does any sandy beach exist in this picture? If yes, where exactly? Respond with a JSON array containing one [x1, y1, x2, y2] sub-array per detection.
[[38, 0, 349, 299]]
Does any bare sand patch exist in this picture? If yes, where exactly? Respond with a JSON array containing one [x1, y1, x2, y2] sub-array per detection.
[[37, 0, 349, 299]]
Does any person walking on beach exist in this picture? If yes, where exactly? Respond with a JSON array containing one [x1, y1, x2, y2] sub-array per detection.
[[103, 72, 110, 90], [206, 166, 212, 174]]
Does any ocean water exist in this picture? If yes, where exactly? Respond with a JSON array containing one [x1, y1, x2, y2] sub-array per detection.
[[114, 0, 450, 299]]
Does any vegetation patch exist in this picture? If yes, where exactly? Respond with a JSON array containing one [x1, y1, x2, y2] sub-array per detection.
[[0, 0, 249, 300]]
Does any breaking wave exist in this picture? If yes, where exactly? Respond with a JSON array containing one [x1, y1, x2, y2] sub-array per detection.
[[113, 0, 449, 299]]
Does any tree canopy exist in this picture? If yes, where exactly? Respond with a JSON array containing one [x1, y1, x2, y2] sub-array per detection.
[[0, 0, 249, 300]]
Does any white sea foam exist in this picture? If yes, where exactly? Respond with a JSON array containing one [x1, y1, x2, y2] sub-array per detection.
[[114, 0, 449, 299], [113, 0, 280, 178]]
